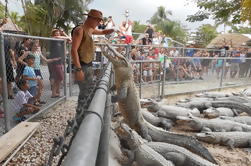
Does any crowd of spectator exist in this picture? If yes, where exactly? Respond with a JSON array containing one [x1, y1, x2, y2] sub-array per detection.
[[105, 44, 251, 83]]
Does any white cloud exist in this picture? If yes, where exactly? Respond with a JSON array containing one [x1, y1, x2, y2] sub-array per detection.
[[89, 0, 216, 31], [2, 0, 221, 31]]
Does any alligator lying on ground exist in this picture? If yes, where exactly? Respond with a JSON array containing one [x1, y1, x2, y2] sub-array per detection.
[[203, 107, 237, 118], [141, 109, 174, 130], [195, 92, 231, 98], [177, 114, 251, 132], [219, 116, 251, 125], [208, 101, 251, 115], [216, 96, 251, 104], [116, 123, 175, 166], [147, 142, 217, 166], [102, 44, 217, 164], [176, 100, 210, 112], [196, 132, 251, 149], [147, 101, 201, 120]]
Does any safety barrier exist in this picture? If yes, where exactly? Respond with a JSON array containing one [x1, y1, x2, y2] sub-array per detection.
[[0, 32, 68, 134]]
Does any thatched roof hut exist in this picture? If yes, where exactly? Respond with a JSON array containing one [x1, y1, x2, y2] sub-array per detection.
[[207, 33, 251, 48], [0, 18, 23, 32]]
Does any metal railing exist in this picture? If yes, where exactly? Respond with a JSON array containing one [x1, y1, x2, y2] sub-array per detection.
[[91, 43, 251, 99], [62, 64, 112, 166]]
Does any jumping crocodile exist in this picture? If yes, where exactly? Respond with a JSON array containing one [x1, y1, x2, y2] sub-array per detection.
[[219, 116, 251, 126], [102, 44, 217, 164], [102, 45, 150, 140], [147, 101, 201, 120], [196, 132, 251, 149], [116, 123, 175, 166], [177, 114, 251, 132], [147, 142, 217, 166]]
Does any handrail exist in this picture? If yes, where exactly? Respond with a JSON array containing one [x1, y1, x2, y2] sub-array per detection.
[[62, 64, 112, 166]]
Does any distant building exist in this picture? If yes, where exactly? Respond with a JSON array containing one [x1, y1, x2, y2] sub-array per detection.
[[0, 18, 23, 33], [207, 33, 251, 48]]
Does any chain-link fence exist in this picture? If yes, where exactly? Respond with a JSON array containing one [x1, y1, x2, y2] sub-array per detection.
[[96, 43, 251, 99], [0, 33, 68, 134]]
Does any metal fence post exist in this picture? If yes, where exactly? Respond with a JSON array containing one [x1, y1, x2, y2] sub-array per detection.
[[139, 62, 142, 99], [220, 53, 226, 88], [63, 40, 67, 98], [176, 58, 180, 82], [219, 59, 225, 88], [157, 62, 161, 98], [161, 56, 166, 99], [0, 33, 11, 132], [68, 44, 73, 97]]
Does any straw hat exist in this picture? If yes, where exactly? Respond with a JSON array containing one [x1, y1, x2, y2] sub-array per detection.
[[84, 9, 103, 20]]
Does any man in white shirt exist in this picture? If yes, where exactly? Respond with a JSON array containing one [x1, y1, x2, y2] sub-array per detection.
[[105, 16, 115, 39]]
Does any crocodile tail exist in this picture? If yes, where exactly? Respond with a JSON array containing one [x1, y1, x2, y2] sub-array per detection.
[[145, 121, 217, 164]]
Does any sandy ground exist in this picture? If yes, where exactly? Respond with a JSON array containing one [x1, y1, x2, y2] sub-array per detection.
[[139, 86, 251, 166], [171, 125, 251, 166]]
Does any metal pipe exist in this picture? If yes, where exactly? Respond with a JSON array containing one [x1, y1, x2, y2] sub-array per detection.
[[96, 93, 112, 166], [62, 64, 111, 166], [161, 56, 167, 99], [2, 32, 64, 41], [0, 33, 11, 131]]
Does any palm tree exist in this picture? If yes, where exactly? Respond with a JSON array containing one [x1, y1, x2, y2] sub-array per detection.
[[0, 2, 5, 18], [9, 12, 21, 24], [18, 0, 93, 36], [149, 6, 172, 24]]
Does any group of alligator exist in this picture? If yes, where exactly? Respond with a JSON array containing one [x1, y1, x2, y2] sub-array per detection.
[[102, 44, 251, 166]]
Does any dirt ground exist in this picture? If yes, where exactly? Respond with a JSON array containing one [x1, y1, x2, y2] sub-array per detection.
[[142, 86, 251, 166], [171, 125, 251, 166]]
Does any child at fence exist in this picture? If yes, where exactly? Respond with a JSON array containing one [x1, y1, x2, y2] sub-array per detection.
[[12, 79, 39, 121], [22, 54, 41, 106]]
